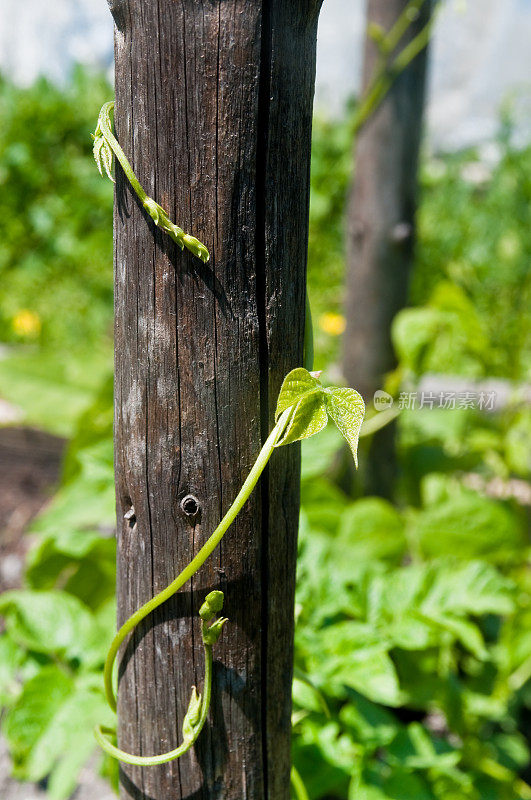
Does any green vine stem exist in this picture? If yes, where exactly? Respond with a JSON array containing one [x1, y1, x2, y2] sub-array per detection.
[[101, 406, 293, 716], [93, 101, 210, 262], [94, 366, 364, 766], [290, 765, 310, 800], [95, 591, 227, 766], [352, 0, 435, 136], [94, 406, 294, 765], [94, 99, 315, 373]]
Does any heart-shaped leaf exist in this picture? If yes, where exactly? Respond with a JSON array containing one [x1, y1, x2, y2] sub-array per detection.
[[274, 368, 364, 466], [276, 389, 328, 447], [275, 368, 322, 421], [325, 387, 365, 467]]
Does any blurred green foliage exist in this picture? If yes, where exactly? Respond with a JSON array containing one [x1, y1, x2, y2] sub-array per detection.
[[308, 106, 355, 369], [309, 111, 531, 380], [293, 424, 531, 800], [0, 70, 530, 800], [412, 135, 531, 381], [0, 67, 113, 350], [0, 68, 113, 436]]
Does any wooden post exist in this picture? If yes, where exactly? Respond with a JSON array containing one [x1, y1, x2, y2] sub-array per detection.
[[109, 1, 321, 798], [342, 0, 431, 496]]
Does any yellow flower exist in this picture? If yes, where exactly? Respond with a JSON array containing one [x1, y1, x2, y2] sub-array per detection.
[[12, 309, 41, 338], [319, 312, 346, 336]]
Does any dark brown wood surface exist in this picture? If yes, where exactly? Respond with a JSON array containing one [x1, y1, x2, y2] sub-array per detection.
[[110, 2, 321, 798], [342, 0, 431, 496]]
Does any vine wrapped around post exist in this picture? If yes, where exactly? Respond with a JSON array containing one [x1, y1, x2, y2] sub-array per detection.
[[92, 359, 364, 766], [93, 102, 210, 263], [93, 95, 364, 770]]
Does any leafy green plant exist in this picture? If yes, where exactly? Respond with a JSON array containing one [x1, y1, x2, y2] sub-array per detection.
[[0, 381, 117, 797], [292, 437, 531, 800], [0, 591, 115, 798], [411, 140, 531, 381]]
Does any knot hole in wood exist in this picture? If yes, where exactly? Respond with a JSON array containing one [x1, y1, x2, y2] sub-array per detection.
[[180, 494, 201, 524]]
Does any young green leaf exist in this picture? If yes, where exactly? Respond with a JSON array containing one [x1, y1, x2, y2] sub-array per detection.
[[142, 197, 163, 225], [325, 388, 365, 468], [202, 617, 228, 646], [182, 233, 210, 264], [275, 367, 322, 421], [92, 134, 114, 182], [274, 368, 365, 464], [276, 389, 328, 447]]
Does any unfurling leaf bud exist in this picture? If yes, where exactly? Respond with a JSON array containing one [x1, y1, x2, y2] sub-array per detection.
[[182, 686, 202, 742], [201, 617, 228, 646], [199, 590, 224, 622], [182, 234, 210, 263], [92, 100, 209, 263], [143, 197, 163, 225], [93, 133, 114, 183]]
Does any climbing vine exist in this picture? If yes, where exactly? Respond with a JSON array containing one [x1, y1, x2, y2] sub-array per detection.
[[93, 101, 209, 263], [92, 101, 365, 768]]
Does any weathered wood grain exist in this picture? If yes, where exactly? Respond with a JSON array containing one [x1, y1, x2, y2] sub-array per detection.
[[111, 2, 321, 798]]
